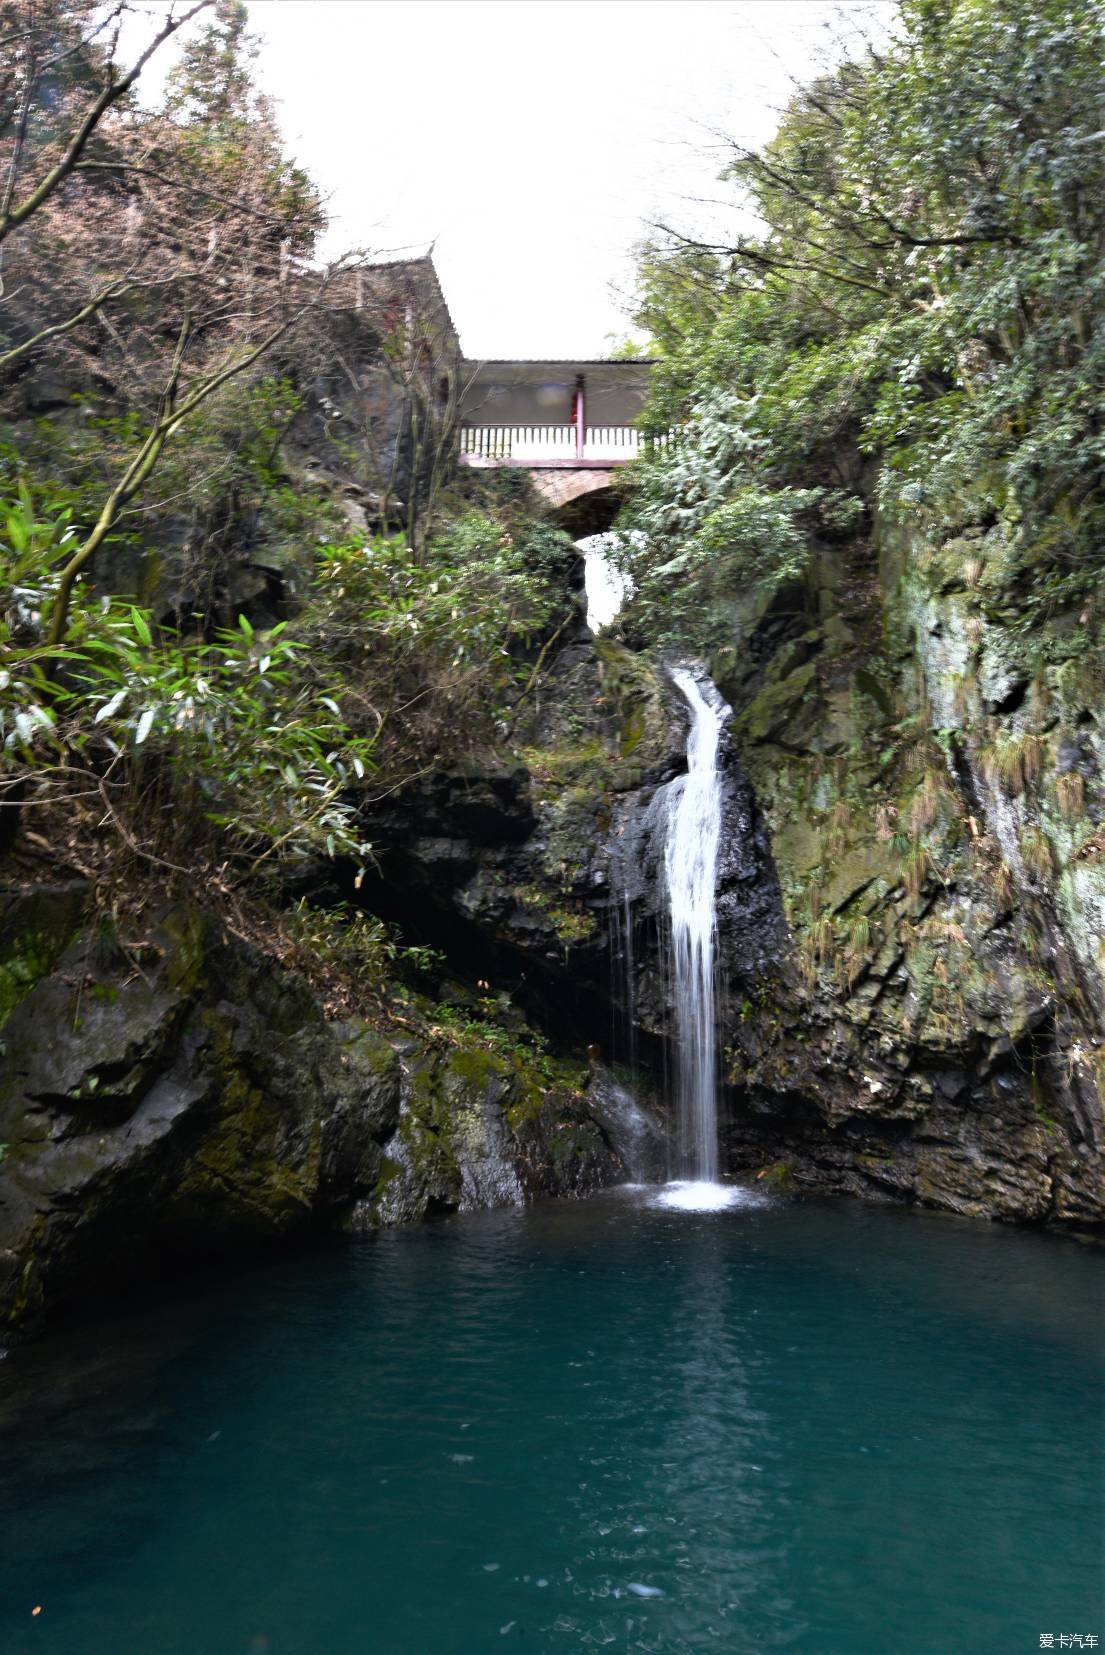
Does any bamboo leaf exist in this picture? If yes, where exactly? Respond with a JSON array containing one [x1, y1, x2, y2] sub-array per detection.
[[95, 689, 128, 723]]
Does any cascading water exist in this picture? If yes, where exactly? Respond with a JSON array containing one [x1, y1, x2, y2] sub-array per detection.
[[607, 889, 638, 1076], [660, 667, 733, 1207]]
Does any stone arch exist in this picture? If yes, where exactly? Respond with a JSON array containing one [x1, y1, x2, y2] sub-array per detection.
[[531, 470, 623, 537]]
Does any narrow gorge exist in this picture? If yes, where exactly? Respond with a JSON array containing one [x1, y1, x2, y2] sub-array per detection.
[[0, 0, 1101, 1646]]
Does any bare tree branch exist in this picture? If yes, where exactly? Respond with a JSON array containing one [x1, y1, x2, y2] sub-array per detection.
[[44, 269, 350, 649], [0, 277, 129, 372], [75, 159, 294, 226], [0, 0, 213, 247]]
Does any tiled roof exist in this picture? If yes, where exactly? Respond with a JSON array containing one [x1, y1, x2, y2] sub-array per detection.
[[352, 254, 460, 345], [341, 261, 656, 367]]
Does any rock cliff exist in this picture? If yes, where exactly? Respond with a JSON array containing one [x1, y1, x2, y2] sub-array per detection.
[[4, 509, 1102, 1344], [0, 881, 632, 1337], [710, 522, 1105, 1230], [347, 527, 1105, 1235]]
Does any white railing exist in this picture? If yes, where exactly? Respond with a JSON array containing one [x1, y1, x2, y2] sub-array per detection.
[[460, 424, 575, 461], [458, 425, 671, 465], [585, 426, 648, 460]]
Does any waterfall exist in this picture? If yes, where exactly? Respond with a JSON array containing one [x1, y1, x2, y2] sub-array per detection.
[[576, 531, 640, 633], [608, 889, 638, 1076], [620, 890, 638, 1076], [663, 668, 730, 1190]]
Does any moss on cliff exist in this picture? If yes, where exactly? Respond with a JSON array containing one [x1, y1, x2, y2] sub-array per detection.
[[702, 517, 1105, 1230], [0, 882, 88, 1031]]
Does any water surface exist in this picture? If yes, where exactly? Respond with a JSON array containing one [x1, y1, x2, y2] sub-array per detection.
[[1, 1188, 1101, 1653]]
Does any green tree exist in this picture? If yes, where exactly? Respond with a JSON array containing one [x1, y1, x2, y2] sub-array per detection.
[[624, 0, 1105, 644], [0, 0, 335, 650]]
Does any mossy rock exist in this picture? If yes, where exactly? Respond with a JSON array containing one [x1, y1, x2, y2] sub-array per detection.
[[0, 900, 408, 1333], [754, 1161, 799, 1192], [736, 661, 820, 747], [0, 881, 89, 1032]]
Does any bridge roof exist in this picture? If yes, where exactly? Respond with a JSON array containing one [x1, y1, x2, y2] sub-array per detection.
[[459, 358, 653, 429], [460, 359, 655, 397]]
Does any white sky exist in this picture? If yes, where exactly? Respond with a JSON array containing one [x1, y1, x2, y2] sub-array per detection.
[[132, 0, 896, 358]]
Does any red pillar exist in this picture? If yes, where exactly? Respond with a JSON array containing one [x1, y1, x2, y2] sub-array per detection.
[[574, 374, 585, 461]]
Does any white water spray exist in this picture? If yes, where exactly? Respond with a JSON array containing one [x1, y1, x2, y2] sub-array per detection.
[[662, 668, 730, 1195]]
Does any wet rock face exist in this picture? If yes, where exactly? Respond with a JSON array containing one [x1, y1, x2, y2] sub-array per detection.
[[706, 526, 1105, 1235], [0, 887, 633, 1338], [720, 945, 1105, 1230], [714, 730, 790, 980], [582, 1066, 668, 1183], [353, 635, 790, 1070], [0, 895, 398, 1334], [362, 1047, 630, 1227]]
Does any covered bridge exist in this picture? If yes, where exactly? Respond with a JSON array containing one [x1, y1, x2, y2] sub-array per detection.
[[457, 358, 657, 527], [317, 257, 658, 533]]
